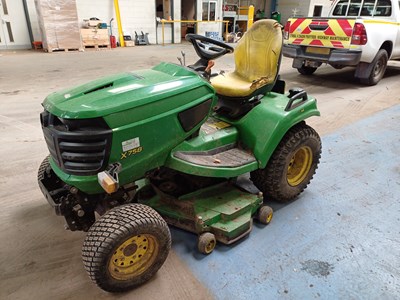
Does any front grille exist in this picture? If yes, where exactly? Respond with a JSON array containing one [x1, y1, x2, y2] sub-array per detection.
[[41, 111, 112, 176]]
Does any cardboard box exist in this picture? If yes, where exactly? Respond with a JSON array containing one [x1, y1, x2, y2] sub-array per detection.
[[35, 0, 83, 52], [125, 41, 135, 47], [81, 28, 110, 47]]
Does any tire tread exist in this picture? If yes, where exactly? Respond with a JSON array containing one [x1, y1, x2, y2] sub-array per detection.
[[251, 122, 321, 202], [82, 203, 171, 292]]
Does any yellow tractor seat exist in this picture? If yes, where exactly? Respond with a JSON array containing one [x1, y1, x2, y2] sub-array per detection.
[[211, 19, 283, 99]]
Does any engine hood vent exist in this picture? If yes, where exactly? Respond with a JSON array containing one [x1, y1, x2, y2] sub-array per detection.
[[84, 83, 114, 95]]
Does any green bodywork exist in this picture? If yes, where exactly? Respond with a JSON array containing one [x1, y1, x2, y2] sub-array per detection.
[[43, 62, 319, 194], [166, 92, 319, 177], [42, 61, 319, 240], [138, 180, 263, 244]]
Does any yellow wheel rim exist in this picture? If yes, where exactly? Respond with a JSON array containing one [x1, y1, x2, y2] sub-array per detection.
[[205, 240, 216, 254], [108, 234, 159, 281], [287, 146, 313, 187], [266, 211, 273, 223]]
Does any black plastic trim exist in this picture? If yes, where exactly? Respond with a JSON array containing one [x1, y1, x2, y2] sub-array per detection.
[[40, 111, 112, 176], [178, 99, 213, 132]]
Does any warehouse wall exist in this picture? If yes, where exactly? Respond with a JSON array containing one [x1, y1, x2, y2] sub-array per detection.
[[277, 0, 333, 24], [276, 0, 311, 24], [29, 0, 178, 45], [76, 0, 159, 44], [112, 0, 158, 44], [173, 0, 181, 43], [28, 0, 315, 47], [307, 0, 334, 17]]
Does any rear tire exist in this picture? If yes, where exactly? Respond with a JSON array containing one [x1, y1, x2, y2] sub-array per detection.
[[250, 123, 321, 203], [297, 65, 317, 75], [82, 203, 171, 293], [360, 49, 388, 86]]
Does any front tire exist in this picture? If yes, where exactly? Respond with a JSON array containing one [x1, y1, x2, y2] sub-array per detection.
[[198, 232, 216, 255], [37, 155, 50, 181], [82, 203, 171, 293], [250, 123, 321, 202], [256, 205, 273, 225]]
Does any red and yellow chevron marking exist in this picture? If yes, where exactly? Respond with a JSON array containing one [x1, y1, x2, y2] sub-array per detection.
[[288, 18, 356, 49]]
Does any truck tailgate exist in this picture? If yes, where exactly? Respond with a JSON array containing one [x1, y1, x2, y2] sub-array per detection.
[[287, 18, 356, 51]]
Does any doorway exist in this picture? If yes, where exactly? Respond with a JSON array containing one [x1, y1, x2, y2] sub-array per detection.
[[313, 5, 323, 17], [181, 0, 196, 38]]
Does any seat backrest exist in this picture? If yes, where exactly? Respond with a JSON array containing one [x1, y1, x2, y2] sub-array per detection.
[[234, 19, 283, 83]]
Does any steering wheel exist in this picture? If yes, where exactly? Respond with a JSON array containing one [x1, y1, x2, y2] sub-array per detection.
[[185, 34, 234, 61]]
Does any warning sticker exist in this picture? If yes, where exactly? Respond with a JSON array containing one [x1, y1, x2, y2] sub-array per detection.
[[290, 34, 350, 41], [122, 137, 140, 152]]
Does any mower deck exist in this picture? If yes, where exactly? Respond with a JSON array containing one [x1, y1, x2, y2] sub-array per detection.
[[138, 181, 263, 244]]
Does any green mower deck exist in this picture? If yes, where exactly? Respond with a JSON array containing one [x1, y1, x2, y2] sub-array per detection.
[[138, 181, 264, 244]]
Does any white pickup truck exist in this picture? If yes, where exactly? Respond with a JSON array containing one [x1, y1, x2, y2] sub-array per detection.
[[282, 0, 400, 85]]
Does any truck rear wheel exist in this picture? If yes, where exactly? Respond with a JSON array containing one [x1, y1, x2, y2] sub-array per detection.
[[360, 49, 388, 86], [297, 65, 317, 75], [250, 122, 321, 203], [82, 203, 171, 292]]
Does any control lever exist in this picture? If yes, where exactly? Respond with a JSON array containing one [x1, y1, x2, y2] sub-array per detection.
[[181, 51, 186, 65]]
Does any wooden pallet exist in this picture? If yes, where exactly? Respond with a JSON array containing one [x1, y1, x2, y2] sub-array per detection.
[[83, 44, 111, 50], [45, 47, 84, 53]]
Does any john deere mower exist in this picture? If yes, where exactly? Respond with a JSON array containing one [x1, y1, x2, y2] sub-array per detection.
[[38, 20, 321, 292]]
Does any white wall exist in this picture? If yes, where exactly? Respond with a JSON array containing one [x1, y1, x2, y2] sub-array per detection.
[[277, 0, 334, 24], [308, 0, 335, 17], [117, 0, 157, 44], [277, 0, 311, 24], [173, 0, 181, 43], [76, 0, 157, 44]]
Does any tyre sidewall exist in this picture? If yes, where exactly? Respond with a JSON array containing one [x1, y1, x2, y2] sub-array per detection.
[[104, 226, 168, 291], [298, 65, 317, 75], [277, 131, 320, 199], [84, 204, 171, 292], [37, 155, 50, 181], [367, 49, 388, 85]]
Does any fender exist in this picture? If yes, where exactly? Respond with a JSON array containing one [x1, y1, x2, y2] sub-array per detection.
[[228, 92, 320, 168], [165, 91, 320, 178]]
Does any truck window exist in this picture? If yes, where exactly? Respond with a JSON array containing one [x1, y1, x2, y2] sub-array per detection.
[[332, 0, 364, 16], [374, 0, 392, 16], [360, 0, 375, 16], [332, 0, 349, 16], [348, 0, 362, 16]]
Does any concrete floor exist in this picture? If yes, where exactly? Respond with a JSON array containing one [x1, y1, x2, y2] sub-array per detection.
[[0, 44, 399, 299]]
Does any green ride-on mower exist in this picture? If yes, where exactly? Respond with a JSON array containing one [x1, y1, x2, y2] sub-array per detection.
[[38, 20, 321, 292]]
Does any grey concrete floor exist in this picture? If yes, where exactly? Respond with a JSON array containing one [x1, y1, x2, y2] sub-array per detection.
[[0, 44, 399, 299]]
